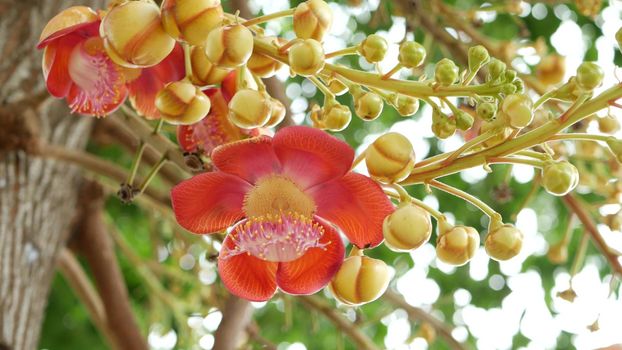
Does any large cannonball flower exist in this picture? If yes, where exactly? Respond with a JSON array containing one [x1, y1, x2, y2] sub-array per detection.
[[171, 126, 394, 301], [38, 6, 128, 116]]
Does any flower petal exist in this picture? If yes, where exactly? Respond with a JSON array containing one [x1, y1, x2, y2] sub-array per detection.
[[43, 34, 82, 98], [37, 7, 99, 48], [276, 218, 344, 295], [171, 172, 251, 233], [211, 136, 281, 184], [308, 173, 394, 248], [272, 126, 354, 189], [218, 233, 278, 302], [128, 43, 185, 119]]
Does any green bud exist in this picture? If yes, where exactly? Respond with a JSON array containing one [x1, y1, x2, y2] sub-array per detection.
[[616, 27, 622, 52], [358, 34, 388, 63], [576, 62, 604, 91], [513, 79, 525, 94], [487, 58, 506, 82], [476, 102, 497, 122], [392, 95, 420, 117], [542, 160, 579, 196], [434, 58, 459, 86], [455, 110, 475, 131], [468, 45, 490, 72], [607, 137, 622, 163], [354, 92, 384, 121], [500, 84, 517, 95], [431, 111, 456, 139], [398, 41, 426, 68], [504, 70, 517, 82]]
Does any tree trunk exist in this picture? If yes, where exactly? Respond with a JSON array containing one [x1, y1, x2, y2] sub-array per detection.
[[0, 0, 103, 348]]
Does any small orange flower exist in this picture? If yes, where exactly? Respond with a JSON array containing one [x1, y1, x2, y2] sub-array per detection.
[[38, 6, 128, 117]]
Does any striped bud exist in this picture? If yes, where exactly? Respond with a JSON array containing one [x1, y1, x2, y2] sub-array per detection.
[[383, 203, 432, 252], [329, 255, 391, 306], [227, 89, 272, 129], [288, 39, 325, 76], [485, 224, 523, 261], [436, 226, 480, 266], [293, 0, 332, 41], [205, 24, 253, 68], [354, 92, 383, 121], [161, 0, 223, 46], [365, 132, 415, 183], [155, 80, 211, 125], [189, 45, 231, 87]]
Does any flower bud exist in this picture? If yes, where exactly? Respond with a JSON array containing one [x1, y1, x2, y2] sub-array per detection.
[[354, 92, 384, 121], [501, 94, 533, 129], [500, 84, 517, 95], [101, 1, 176, 68], [263, 97, 286, 128], [434, 58, 458, 86], [547, 241, 568, 264], [322, 104, 352, 131], [598, 115, 620, 134], [288, 39, 325, 76], [468, 45, 490, 72], [576, 62, 604, 91], [366, 132, 416, 183], [161, 0, 223, 46], [329, 255, 391, 306], [189, 45, 231, 87], [484, 224, 523, 261], [205, 24, 254, 68], [476, 102, 497, 122], [513, 79, 525, 94], [358, 34, 388, 63], [247, 51, 284, 78], [607, 138, 622, 163], [328, 79, 348, 96], [542, 160, 579, 196], [383, 203, 432, 252], [604, 210, 622, 232], [455, 110, 475, 131], [155, 80, 211, 125], [436, 225, 480, 266], [227, 89, 272, 128], [536, 54, 565, 85], [487, 58, 506, 82], [293, 0, 332, 41], [431, 112, 456, 139], [398, 41, 426, 68], [392, 95, 420, 117]]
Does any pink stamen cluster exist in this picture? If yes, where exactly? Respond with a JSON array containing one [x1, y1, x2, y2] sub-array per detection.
[[221, 212, 328, 262]]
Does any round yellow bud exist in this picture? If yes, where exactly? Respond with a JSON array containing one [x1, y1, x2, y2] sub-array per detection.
[[354, 92, 384, 121], [358, 34, 388, 63], [288, 39, 325, 76], [161, 0, 223, 46], [398, 41, 426, 68], [205, 24, 254, 68], [576, 61, 604, 91], [541, 160, 579, 196], [547, 241, 568, 264], [227, 89, 272, 129], [365, 132, 415, 183], [329, 255, 391, 306], [392, 95, 419, 117], [322, 104, 352, 131], [247, 51, 284, 78], [189, 45, 231, 87], [436, 226, 480, 266], [101, 1, 176, 68], [484, 224, 523, 261], [383, 203, 432, 252], [536, 54, 565, 85], [155, 80, 211, 125], [598, 115, 620, 134], [263, 97, 287, 128], [501, 93, 533, 129], [293, 0, 332, 41]]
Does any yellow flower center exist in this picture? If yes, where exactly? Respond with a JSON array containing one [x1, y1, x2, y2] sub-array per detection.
[[243, 175, 316, 218]]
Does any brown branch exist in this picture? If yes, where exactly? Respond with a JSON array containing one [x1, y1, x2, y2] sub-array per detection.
[[57, 249, 119, 350], [73, 181, 148, 350], [213, 295, 253, 350], [299, 295, 380, 350], [384, 290, 466, 350], [563, 194, 622, 277], [247, 322, 278, 350]]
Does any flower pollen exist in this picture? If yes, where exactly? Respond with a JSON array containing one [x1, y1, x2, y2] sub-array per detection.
[[221, 212, 328, 262]]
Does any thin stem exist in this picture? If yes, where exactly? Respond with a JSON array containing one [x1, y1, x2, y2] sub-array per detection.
[[138, 154, 168, 195], [308, 76, 335, 99], [351, 150, 367, 170], [549, 133, 612, 143], [442, 129, 496, 165], [126, 141, 146, 186], [242, 8, 295, 27], [183, 43, 193, 80], [517, 150, 549, 160], [462, 68, 478, 86], [381, 64, 403, 79], [325, 46, 359, 59], [388, 183, 412, 203], [488, 156, 545, 168], [428, 179, 500, 221], [570, 232, 589, 277], [533, 90, 557, 110]]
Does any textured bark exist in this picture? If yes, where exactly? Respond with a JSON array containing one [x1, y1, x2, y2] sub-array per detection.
[[0, 0, 103, 349]]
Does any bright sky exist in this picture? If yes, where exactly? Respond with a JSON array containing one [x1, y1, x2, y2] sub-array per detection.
[[148, 1, 622, 349]]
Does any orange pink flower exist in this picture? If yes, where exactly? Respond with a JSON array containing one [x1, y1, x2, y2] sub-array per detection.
[[171, 126, 394, 301]]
